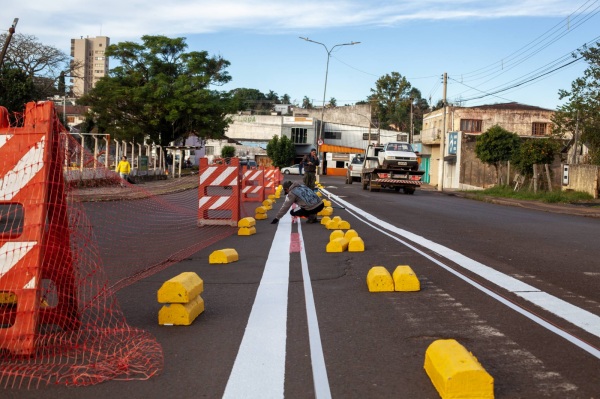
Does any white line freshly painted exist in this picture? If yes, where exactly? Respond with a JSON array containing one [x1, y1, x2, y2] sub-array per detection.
[[323, 190, 600, 359], [223, 212, 292, 399], [297, 221, 332, 399]]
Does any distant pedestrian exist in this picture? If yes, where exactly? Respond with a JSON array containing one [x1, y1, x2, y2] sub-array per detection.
[[302, 148, 320, 189], [271, 181, 324, 224], [115, 155, 131, 187]]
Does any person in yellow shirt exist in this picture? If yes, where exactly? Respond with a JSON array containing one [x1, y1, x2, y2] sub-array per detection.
[[115, 155, 131, 187]]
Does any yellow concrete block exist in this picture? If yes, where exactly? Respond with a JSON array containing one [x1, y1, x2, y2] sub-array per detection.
[[255, 206, 267, 214], [393, 265, 420, 292], [326, 220, 340, 230], [318, 206, 333, 216], [326, 237, 349, 253], [323, 199, 331, 207], [158, 295, 205, 326], [262, 199, 273, 207], [157, 272, 204, 303], [320, 216, 331, 225], [424, 339, 494, 399], [209, 248, 239, 264], [0, 292, 17, 304], [332, 216, 342, 222], [344, 229, 359, 240], [348, 237, 365, 252], [366, 266, 394, 292], [268, 194, 276, 201], [255, 213, 268, 220], [238, 226, 257, 236], [238, 217, 256, 228], [329, 230, 345, 242], [316, 191, 322, 197], [338, 220, 351, 230]]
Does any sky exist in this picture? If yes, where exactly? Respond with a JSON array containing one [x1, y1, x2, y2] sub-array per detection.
[[4, 1, 600, 110]]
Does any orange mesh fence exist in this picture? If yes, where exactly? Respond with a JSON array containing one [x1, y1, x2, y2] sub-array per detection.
[[0, 102, 252, 388]]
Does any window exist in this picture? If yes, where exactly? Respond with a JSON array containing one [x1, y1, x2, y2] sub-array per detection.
[[532, 123, 547, 136], [362, 133, 378, 141], [291, 128, 307, 143], [205, 146, 214, 155], [324, 131, 341, 140], [460, 119, 482, 133]]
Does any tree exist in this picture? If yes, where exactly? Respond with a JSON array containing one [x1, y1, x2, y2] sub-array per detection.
[[79, 35, 233, 148], [328, 97, 337, 107], [512, 138, 560, 177], [281, 94, 291, 104], [221, 145, 235, 159], [302, 96, 313, 109], [0, 65, 37, 113], [369, 72, 415, 132], [0, 33, 71, 97], [553, 43, 600, 164], [475, 125, 521, 185], [266, 135, 295, 168]]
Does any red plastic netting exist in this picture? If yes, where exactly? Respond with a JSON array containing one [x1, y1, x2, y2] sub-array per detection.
[[0, 101, 263, 388]]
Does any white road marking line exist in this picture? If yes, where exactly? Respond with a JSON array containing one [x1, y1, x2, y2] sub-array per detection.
[[223, 212, 292, 399], [324, 190, 600, 359], [297, 221, 332, 399]]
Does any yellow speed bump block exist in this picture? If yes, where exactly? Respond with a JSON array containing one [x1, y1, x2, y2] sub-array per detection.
[[318, 206, 333, 216], [157, 272, 204, 303], [329, 230, 345, 242], [424, 339, 494, 399], [344, 229, 358, 240], [209, 248, 239, 264], [255, 213, 268, 220], [159, 295, 205, 326], [238, 217, 256, 228], [326, 220, 340, 230], [332, 216, 342, 222], [338, 220, 351, 230], [268, 194, 276, 201], [323, 199, 331, 207], [366, 266, 394, 292], [348, 237, 364, 252], [238, 226, 256, 236], [326, 237, 349, 253], [262, 199, 273, 209], [393, 265, 420, 292], [255, 206, 267, 214], [320, 216, 331, 225]]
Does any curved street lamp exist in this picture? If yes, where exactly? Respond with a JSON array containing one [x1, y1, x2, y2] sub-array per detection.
[[299, 37, 360, 156]]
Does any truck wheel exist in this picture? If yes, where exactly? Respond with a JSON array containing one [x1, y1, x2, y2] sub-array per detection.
[[348, 174, 353, 184], [404, 187, 416, 195], [362, 176, 368, 190]]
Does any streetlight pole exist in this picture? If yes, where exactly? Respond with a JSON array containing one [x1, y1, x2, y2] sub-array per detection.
[[299, 37, 360, 156]]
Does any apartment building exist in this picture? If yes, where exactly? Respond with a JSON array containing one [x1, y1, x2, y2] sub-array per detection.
[[70, 36, 110, 97]]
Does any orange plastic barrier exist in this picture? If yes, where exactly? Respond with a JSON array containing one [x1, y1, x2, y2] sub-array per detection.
[[241, 169, 265, 202], [197, 158, 241, 226], [263, 167, 281, 196], [0, 102, 79, 355]]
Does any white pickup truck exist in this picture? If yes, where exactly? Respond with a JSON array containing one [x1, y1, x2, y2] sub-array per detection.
[[345, 154, 364, 184]]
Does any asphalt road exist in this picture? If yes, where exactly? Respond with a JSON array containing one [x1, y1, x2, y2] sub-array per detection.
[[5, 175, 600, 398]]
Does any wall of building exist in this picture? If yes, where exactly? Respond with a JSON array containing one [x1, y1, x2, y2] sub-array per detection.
[[226, 114, 284, 141], [563, 164, 600, 198], [71, 36, 109, 97]]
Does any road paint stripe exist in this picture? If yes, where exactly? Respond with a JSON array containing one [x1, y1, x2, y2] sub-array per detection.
[[298, 222, 332, 399], [290, 233, 302, 253], [323, 190, 600, 359], [223, 212, 292, 399]]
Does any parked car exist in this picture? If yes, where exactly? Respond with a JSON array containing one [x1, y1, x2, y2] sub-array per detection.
[[346, 154, 364, 184], [281, 164, 301, 175]]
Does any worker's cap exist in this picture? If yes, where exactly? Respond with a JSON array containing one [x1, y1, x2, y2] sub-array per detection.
[[283, 181, 293, 190], [310, 148, 316, 152]]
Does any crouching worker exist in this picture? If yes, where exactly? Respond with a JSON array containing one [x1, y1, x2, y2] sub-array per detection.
[[271, 180, 324, 224]]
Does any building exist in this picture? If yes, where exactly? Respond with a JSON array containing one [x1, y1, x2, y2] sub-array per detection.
[[420, 102, 562, 190], [70, 36, 110, 97]]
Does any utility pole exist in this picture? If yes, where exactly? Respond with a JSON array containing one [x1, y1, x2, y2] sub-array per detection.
[[571, 110, 580, 165], [0, 18, 19, 67], [437, 72, 447, 191]]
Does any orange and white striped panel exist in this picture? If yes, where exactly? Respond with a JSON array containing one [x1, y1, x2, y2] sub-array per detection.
[[198, 158, 241, 226]]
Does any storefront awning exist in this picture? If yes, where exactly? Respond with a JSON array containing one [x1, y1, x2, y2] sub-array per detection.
[[319, 144, 365, 154]]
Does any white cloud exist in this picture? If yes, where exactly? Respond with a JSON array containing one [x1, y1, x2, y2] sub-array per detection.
[[5, 0, 580, 48]]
